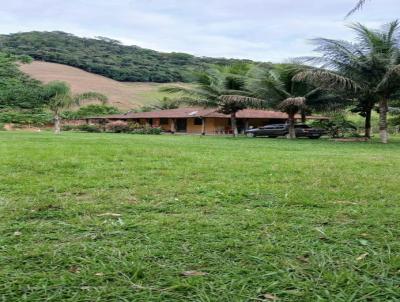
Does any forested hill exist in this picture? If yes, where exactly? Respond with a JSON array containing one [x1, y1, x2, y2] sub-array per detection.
[[0, 31, 255, 83]]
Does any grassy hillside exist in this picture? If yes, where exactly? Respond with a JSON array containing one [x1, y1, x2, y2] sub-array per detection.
[[19, 61, 190, 110], [0, 132, 399, 301], [0, 31, 255, 83]]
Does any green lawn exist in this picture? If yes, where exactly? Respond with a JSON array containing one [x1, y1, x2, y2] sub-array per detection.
[[0, 132, 399, 301]]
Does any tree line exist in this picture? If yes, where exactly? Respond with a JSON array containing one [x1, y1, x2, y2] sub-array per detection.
[[0, 31, 254, 83], [1, 19, 399, 143], [163, 21, 400, 143], [0, 53, 117, 130]]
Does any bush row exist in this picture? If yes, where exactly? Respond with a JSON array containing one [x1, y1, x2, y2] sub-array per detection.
[[62, 121, 162, 135], [0, 109, 53, 126], [107, 121, 162, 134]]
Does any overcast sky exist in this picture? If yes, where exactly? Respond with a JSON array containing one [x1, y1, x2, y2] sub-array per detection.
[[0, 0, 398, 62]]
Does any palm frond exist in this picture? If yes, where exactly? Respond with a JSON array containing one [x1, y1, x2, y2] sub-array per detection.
[[278, 97, 306, 107], [311, 38, 366, 72], [44, 81, 71, 98], [304, 87, 322, 98], [250, 70, 291, 99], [346, 0, 368, 18], [178, 97, 217, 108], [160, 85, 218, 101], [74, 92, 108, 105], [349, 23, 385, 52], [277, 97, 306, 115], [294, 69, 360, 91], [219, 95, 267, 108], [385, 20, 400, 45], [375, 64, 400, 92], [160, 86, 195, 95]]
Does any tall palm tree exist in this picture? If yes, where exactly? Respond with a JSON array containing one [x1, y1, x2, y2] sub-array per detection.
[[250, 64, 342, 139], [295, 21, 400, 143], [161, 65, 264, 137], [44, 81, 108, 134]]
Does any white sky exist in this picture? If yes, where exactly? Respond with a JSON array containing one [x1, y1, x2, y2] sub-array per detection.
[[0, 0, 399, 62]]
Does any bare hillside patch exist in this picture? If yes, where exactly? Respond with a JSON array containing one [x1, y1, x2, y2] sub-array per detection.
[[20, 61, 189, 110]]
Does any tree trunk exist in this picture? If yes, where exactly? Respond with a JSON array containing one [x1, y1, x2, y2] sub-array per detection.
[[54, 114, 61, 134], [201, 118, 206, 136], [244, 119, 249, 132], [379, 99, 388, 144], [230, 113, 238, 137], [301, 111, 306, 123], [288, 114, 296, 139], [364, 108, 372, 139], [170, 118, 176, 134]]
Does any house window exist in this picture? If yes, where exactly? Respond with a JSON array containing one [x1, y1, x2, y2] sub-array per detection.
[[160, 118, 169, 125], [194, 117, 203, 125]]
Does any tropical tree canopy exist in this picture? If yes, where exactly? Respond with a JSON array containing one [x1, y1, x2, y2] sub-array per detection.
[[44, 81, 108, 133], [295, 21, 400, 142], [161, 63, 266, 136], [277, 97, 306, 116], [250, 64, 346, 111], [0, 52, 48, 110], [0, 31, 255, 83]]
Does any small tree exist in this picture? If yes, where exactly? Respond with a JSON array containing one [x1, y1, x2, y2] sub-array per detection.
[[44, 81, 107, 134]]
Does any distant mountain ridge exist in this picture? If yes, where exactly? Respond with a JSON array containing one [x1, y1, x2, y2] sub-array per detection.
[[0, 31, 256, 83]]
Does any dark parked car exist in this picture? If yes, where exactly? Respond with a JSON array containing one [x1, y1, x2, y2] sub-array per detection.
[[245, 124, 325, 139]]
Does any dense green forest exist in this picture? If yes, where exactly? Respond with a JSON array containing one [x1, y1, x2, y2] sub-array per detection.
[[0, 53, 47, 109], [0, 31, 254, 83]]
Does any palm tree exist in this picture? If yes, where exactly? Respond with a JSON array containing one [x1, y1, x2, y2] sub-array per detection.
[[216, 94, 265, 136], [278, 97, 307, 139], [161, 65, 264, 137], [295, 21, 400, 143], [44, 81, 108, 134], [250, 64, 342, 139]]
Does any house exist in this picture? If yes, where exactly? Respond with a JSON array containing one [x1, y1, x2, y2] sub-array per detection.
[[85, 107, 328, 135]]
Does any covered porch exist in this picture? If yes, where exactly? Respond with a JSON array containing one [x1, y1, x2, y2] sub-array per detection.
[[84, 107, 328, 135]]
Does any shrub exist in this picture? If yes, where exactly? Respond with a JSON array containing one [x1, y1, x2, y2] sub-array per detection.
[[311, 117, 358, 138], [0, 109, 52, 126], [105, 121, 130, 133], [62, 104, 120, 119], [77, 124, 102, 133], [389, 115, 400, 126], [130, 127, 162, 135], [128, 122, 162, 135], [0, 123, 5, 131], [61, 125, 77, 131], [105, 121, 162, 134]]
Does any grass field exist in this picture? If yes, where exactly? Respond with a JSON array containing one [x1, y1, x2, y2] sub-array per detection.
[[0, 132, 399, 301]]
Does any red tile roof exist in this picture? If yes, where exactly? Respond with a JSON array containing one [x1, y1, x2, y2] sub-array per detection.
[[89, 107, 328, 120]]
